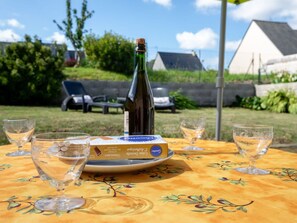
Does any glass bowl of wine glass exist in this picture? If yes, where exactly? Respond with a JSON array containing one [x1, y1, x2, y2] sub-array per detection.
[[31, 132, 90, 212], [180, 117, 206, 151], [233, 124, 273, 175], [3, 119, 35, 156]]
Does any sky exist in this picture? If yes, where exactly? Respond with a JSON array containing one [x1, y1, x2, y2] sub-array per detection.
[[1, 0, 297, 69]]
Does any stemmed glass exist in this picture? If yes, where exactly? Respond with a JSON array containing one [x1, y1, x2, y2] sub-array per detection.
[[3, 119, 35, 156], [180, 117, 206, 151], [233, 124, 273, 175], [31, 132, 90, 212]]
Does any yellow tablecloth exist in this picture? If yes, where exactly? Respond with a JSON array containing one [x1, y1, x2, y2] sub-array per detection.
[[0, 139, 296, 223]]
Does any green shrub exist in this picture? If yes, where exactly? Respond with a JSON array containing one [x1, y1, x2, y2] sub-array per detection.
[[0, 35, 66, 105], [169, 89, 197, 109], [288, 103, 297, 114], [261, 89, 297, 113], [238, 96, 263, 110], [79, 58, 96, 68], [271, 71, 297, 83], [84, 32, 135, 75], [238, 90, 297, 114]]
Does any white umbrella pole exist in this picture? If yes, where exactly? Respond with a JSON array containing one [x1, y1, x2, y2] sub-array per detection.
[[215, 0, 227, 141]]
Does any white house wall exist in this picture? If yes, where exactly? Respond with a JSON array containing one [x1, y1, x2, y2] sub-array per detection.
[[264, 54, 297, 74], [229, 21, 283, 74], [152, 54, 166, 70]]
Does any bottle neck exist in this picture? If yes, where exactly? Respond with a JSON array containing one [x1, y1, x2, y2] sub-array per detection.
[[136, 52, 146, 72], [135, 43, 146, 72], [126, 46, 148, 101]]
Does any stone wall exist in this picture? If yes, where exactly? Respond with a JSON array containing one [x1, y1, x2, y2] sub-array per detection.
[[61, 80, 255, 107]]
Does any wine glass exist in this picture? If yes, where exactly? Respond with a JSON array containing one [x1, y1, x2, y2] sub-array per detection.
[[31, 132, 90, 212], [233, 124, 273, 175], [180, 117, 206, 151], [3, 119, 35, 156]]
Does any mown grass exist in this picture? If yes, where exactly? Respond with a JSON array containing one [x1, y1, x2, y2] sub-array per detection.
[[64, 67, 272, 84], [1, 106, 296, 146], [63, 67, 131, 81]]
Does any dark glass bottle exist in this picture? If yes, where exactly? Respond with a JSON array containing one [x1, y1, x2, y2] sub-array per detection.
[[124, 38, 155, 136]]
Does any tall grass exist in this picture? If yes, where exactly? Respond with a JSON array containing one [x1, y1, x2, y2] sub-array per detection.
[[63, 67, 130, 81], [64, 67, 272, 84]]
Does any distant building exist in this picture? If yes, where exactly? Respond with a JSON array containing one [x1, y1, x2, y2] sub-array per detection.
[[0, 41, 10, 55], [152, 51, 204, 71], [0, 41, 82, 61], [65, 50, 85, 61], [229, 20, 297, 74], [264, 54, 297, 74]]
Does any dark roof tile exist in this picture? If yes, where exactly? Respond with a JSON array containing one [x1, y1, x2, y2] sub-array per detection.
[[158, 52, 204, 71], [254, 20, 297, 55]]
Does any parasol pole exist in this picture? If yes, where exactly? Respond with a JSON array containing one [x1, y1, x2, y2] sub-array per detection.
[[215, 0, 227, 141]]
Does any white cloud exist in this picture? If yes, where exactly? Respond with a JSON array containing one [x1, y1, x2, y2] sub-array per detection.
[[195, 0, 220, 9], [144, 0, 172, 8], [155, 0, 172, 7], [230, 0, 297, 28], [46, 32, 67, 44], [195, 0, 297, 29], [7, 19, 25, 29], [225, 40, 241, 51], [0, 19, 25, 29], [176, 28, 218, 50], [0, 29, 20, 42]]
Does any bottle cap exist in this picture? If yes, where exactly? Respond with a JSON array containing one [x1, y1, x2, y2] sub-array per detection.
[[136, 38, 145, 45]]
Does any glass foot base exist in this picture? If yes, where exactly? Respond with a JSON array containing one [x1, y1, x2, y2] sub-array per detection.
[[6, 150, 31, 157], [34, 196, 85, 212], [235, 167, 270, 175], [182, 146, 204, 151]]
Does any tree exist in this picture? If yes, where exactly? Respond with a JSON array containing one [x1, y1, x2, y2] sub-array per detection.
[[84, 32, 135, 75], [54, 0, 94, 66], [0, 35, 66, 105]]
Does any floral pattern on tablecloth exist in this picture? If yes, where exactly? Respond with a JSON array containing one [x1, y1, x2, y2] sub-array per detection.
[[161, 194, 254, 214], [0, 164, 11, 171], [271, 168, 297, 182]]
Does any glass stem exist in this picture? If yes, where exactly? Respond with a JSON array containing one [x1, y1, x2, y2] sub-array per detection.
[[249, 159, 256, 170], [190, 137, 197, 145], [17, 145, 22, 152], [55, 184, 67, 211]]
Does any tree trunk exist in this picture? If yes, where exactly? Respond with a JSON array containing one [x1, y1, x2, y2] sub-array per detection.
[[74, 50, 81, 67]]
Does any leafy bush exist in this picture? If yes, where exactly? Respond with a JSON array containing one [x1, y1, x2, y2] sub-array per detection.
[[288, 103, 297, 114], [271, 71, 297, 83], [79, 58, 96, 68], [84, 32, 135, 75], [261, 90, 297, 113], [0, 35, 66, 105], [238, 96, 263, 110], [169, 89, 197, 109], [238, 89, 297, 114]]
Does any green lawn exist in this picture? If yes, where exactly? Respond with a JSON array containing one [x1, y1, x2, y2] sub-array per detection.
[[1, 106, 296, 146]]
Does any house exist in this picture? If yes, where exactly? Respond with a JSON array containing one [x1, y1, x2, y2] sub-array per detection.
[[152, 51, 204, 71], [0, 41, 82, 62], [228, 20, 297, 74], [65, 50, 86, 61], [264, 54, 297, 74]]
